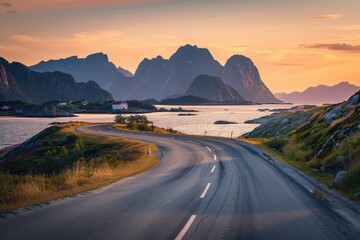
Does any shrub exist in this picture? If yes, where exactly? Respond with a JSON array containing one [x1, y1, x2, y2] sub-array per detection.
[[265, 138, 288, 152], [339, 166, 360, 193]]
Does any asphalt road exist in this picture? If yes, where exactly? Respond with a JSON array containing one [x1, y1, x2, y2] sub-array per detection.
[[0, 124, 359, 240]]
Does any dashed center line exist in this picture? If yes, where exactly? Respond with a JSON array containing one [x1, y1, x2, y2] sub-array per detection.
[[186, 140, 200, 145], [211, 165, 216, 173], [213, 154, 217, 161], [205, 146, 212, 152], [175, 215, 197, 240], [200, 183, 211, 199]]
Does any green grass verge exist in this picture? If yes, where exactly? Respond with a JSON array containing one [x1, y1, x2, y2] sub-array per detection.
[[237, 137, 334, 187], [0, 122, 159, 211]]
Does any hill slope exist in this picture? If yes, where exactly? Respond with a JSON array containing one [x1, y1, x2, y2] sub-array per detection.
[[0, 57, 113, 104], [185, 74, 245, 102], [244, 91, 360, 198]]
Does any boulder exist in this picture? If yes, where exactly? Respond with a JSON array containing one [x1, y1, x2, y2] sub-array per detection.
[[346, 92, 360, 105], [281, 118, 289, 124], [325, 107, 342, 123], [329, 170, 347, 189], [316, 149, 324, 158]]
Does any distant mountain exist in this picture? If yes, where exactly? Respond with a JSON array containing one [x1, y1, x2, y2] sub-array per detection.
[[118, 66, 133, 77], [161, 95, 215, 105], [30, 53, 131, 99], [0, 57, 113, 104], [185, 74, 245, 102], [30, 45, 281, 103], [223, 55, 279, 103], [125, 44, 281, 103], [275, 82, 360, 104]]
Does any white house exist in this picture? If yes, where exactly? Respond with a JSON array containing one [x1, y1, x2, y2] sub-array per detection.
[[112, 101, 128, 110], [58, 101, 68, 106]]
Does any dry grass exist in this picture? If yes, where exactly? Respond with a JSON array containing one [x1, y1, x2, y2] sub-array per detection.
[[312, 189, 327, 201], [0, 122, 159, 211]]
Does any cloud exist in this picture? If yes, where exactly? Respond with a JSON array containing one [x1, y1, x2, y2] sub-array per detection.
[[11, 34, 43, 43], [274, 62, 305, 66], [313, 14, 343, 20], [324, 25, 360, 31], [0, 2, 12, 7], [301, 43, 360, 53], [6, 10, 17, 14]]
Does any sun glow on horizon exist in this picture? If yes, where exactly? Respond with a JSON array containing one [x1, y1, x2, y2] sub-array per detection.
[[1, 0, 360, 93]]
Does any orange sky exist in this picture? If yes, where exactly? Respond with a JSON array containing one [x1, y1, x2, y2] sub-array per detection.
[[1, 0, 360, 93]]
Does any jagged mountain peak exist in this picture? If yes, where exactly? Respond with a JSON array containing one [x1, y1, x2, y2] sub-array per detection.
[[0, 57, 9, 65], [170, 44, 215, 62], [85, 52, 109, 62], [226, 54, 253, 66]]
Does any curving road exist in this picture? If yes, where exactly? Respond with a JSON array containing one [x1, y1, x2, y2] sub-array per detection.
[[0, 124, 359, 240]]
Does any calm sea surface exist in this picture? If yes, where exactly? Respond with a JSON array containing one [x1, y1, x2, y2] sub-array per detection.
[[0, 104, 291, 149]]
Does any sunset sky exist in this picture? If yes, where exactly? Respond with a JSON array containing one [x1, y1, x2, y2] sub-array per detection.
[[1, 0, 360, 93]]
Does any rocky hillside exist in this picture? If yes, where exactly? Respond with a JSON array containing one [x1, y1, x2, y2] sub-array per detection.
[[0, 57, 113, 104], [185, 74, 245, 102], [275, 81, 360, 104], [244, 91, 360, 198], [30, 52, 132, 98], [118, 66, 133, 77]]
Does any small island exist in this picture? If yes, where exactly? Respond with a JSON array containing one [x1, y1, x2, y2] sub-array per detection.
[[214, 120, 238, 124]]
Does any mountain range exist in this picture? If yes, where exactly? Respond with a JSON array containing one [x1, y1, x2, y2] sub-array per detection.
[[0, 57, 113, 104], [31, 44, 281, 103], [30, 53, 131, 92], [275, 82, 360, 104]]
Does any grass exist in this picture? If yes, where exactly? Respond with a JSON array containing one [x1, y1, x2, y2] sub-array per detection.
[[0, 122, 159, 211], [237, 137, 334, 187]]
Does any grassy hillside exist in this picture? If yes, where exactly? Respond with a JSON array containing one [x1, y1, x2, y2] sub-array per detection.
[[0, 122, 159, 211], [243, 91, 360, 200]]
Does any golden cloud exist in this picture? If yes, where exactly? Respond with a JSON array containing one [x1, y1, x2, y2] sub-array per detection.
[[313, 14, 343, 20]]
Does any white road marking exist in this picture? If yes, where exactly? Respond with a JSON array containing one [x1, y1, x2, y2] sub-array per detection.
[[205, 146, 212, 152], [213, 154, 217, 161], [175, 215, 197, 240], [200, 183, 211, 199], [211, 165, 216, 173], [186, 140, 200, 145]]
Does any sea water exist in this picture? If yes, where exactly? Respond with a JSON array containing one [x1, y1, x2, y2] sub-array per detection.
[[0, 104, 291, 149]]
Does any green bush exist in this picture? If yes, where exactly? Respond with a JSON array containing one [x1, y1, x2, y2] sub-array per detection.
[[265, 138, 288, 152], [339, 166, 360, 193]]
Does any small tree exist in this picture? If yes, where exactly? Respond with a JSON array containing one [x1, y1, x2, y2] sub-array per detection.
[[114, 114, 127, 124]]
